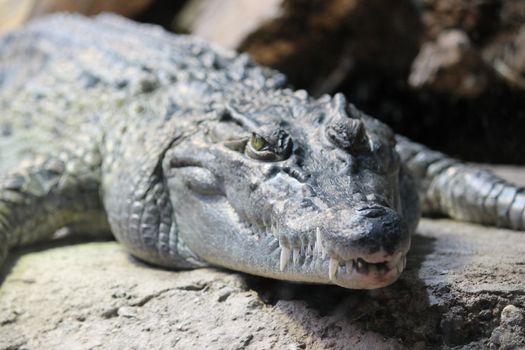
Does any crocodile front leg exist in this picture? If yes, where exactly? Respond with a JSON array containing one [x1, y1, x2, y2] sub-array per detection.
[[0, 149, 110, 267], [396, 136, 525, 230]]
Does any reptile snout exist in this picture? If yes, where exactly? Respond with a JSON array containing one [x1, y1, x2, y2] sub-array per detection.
[[320, 205, 409, 261], [276, 202, 410, 288], [308, 205, 410, 288]]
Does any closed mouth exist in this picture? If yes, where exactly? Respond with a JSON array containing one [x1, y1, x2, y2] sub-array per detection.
[[276, 227, 407, 289]]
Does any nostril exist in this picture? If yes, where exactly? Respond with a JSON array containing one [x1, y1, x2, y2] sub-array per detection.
[[356, 206, 387, 218], [311, 207, 409, 261]]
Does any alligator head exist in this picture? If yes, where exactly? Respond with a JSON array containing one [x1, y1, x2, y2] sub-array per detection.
[[164, 92, 411, 289]]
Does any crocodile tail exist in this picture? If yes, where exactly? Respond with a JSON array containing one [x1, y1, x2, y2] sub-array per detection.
[[396, 136, 525, 231]]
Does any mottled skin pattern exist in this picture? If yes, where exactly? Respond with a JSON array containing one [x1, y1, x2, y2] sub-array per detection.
[[0, 14, 523, 289]]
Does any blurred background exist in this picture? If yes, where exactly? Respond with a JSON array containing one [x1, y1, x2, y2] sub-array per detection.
[[2, 0, 525, 164]]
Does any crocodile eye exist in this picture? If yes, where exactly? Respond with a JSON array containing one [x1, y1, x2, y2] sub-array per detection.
[[250, 133, 268, 151], [246, 130, 292, 162]]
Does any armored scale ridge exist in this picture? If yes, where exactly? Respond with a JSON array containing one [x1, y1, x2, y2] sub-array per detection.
[[0, 14, 523, 290]]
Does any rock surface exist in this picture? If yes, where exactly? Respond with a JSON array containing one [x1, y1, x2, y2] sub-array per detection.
[[409, 29, 492, 98], [0, 165, 524, 349]]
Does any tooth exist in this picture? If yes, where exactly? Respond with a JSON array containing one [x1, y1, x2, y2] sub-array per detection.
[[315, 227, 322, 255], [329, 258, 338, 280], [396, 259, 404, 274], [306, 244, 313, 256], [280, 246, 291, 271], [345, 261, 353, 273], [293, 249, 299, 264], [355, 259, 369, 274]]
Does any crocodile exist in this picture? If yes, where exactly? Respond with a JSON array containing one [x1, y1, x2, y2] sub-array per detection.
[[0, 14, 523, 290]]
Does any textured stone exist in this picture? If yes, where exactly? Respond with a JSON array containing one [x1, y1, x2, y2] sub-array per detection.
[[409, 30, 492, 97]]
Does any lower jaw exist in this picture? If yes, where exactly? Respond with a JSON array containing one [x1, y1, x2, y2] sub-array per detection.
[[249, 265, 403, 290], [332, 266, 402, 289], [245, 254, 406, 290]]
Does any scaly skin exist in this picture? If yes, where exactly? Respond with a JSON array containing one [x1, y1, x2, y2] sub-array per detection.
[[0, 14, 523, 289]]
